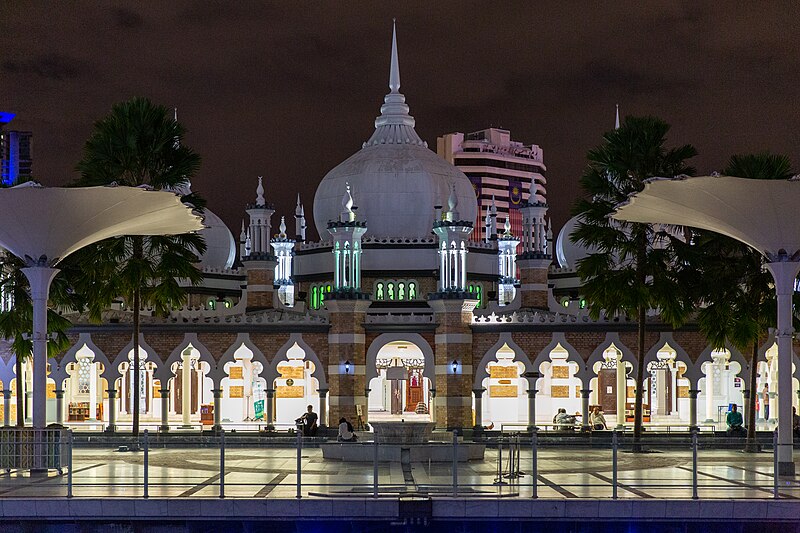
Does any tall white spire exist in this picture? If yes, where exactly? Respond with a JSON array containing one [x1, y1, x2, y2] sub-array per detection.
[[365, 21, 425, 147], [389, 19, 400, 93], [615, 104, 620, 129]]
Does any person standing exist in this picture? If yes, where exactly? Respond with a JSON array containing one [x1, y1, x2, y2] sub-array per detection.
[[762, 384, 770, 421]]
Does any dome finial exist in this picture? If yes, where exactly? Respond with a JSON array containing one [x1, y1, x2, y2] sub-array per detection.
[[389, 19, 400, 93], [341, 182, 355, 222], [279, 216, 287, 238], [504, 216, 511, 236], [256, 176, 265, 205], [615, 104, 620, 129]]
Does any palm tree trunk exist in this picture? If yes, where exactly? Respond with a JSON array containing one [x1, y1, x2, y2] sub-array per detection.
[[15, 356, 23, 427], [132, 286, 140, 438], [633, 305, 646, 450], [745, 340, 759, 452], [132, 236, 142, 438]]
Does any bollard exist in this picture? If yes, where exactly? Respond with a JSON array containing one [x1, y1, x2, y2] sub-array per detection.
[[219, 430, 225, 499], [494, 434, 507, 486], [296, 429, 303, 499], [691, 429, 698, 500], [373, 438, 379, 498], [67, 429, 73, 499], [773, 429, 779, 499], [612, 429, 618, 500], [531, 428, 538, 499], [143, 429, 149, 499], [452, 430, 459, 497]]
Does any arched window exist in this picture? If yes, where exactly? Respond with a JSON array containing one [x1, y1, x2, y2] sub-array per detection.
[[376, 282, 385, 300], [469, 283, 484, 308], [408, 282, 417, 300], [387, 282, 395, 301], [398, 282, 406, 300], [207, 299, 216, 311]]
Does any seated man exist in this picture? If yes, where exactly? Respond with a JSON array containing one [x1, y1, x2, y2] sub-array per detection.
[[726, 404, 745, 437], [793, 407, 800, 437], [296, 405, 318, 437]]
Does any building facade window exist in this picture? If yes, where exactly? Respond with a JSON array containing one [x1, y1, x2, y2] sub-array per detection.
[[374, 280, 419, 301], [309, 283, 332, 310], [468, 283, 484, 308]]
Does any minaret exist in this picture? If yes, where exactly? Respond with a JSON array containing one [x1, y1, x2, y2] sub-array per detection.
[[433, 183, 473, 292], [517, 197, 551, 309], [328, 183, 367, 292], [245, 176, 275, 256], [497, 217, 520, 306], [488, 195, 498, 241], [294, 194, 306, 242], [615, 104, 620, 129], [242, 176, 277, 311], [270, 216, 295, 307], [239, 220, 247, 260]]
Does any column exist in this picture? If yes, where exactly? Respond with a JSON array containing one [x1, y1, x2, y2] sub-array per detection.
[[25, 391, 32, 423], [318, 388, 328, 428], [703, 362, 715, 423], [212, 388, 222, 431], [21, 267, 59, 429], [580, 388, 591, 431], [527, 388, 537, 430], [616, 358, 626, 428], [326, 299, 370, 425], [429, 389, 436, 425], [55, 389, 65, 426], [266, 388, 275, 430], [688, 389, 699, 430], [2, 389, 9, 427], [106, 388, 117, 433], [473, 388, 485, 429], [159, 388, 170, 431], [181, 352, 192, 428]]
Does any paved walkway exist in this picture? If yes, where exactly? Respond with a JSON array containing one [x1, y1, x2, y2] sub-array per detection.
[[0, 445, 796, 499]]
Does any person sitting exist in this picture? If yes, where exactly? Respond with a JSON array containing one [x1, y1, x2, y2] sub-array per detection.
[[337, 417, 357, 442], [726, 404, 745, 437], [793, 407, 800, 438], [295, 405, 318, 437], [589, 406, 607, 430], [554, 408, 575, 430]]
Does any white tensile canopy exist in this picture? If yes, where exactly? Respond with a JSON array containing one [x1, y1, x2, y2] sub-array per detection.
[[0, 184, 204, 265], [0, 184, 203, 432], [613, 174, 800, 475]]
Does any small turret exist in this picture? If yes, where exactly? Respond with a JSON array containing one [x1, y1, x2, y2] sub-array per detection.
[[294, 194, 306, 242]]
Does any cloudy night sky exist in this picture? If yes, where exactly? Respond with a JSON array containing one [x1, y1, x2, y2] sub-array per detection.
[[2, 2, 799, 238]]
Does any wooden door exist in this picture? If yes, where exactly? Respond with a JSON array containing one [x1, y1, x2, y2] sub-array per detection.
[[598, 368, 617, 414], [405, 369, 422, 411]]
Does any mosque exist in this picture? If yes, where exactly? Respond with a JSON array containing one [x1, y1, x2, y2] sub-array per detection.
[[2, 26, 796, 434]]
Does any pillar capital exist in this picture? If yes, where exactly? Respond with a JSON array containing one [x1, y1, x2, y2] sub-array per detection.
[[527, 388, 538, 398], [54, 389, 64, 399], [472, 388, 486, 398], [580, 388, 592, 398], [107, 389, 118, 398], [212, 388, 222, 397], [159, 388, 170, 396], [688, 389, 700, 399], [318, 388, 329, 397], [1, 389, 11, 399]]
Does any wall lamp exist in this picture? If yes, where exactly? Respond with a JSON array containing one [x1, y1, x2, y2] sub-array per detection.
[[344, 360, 351, 374], [452, 359, 458, 374]]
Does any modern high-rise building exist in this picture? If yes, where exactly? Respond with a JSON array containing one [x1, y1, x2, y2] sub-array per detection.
[[437, 128, 546, 242], [0, 112, 33, 186]]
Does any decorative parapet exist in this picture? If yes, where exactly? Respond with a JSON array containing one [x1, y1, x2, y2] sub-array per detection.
[[241, 251, 277, 262], [549, 265, 577, 275], [365, 312, 435, 325], [428, 289, 479, 300], [200, 266, 243, 276], [167, 310, 328, 325], [325, 288, 371, 301], [472, 310, 630, 326]]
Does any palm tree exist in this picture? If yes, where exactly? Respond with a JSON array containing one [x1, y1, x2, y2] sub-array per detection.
[[0, 252, 78, 425], [73, 97, 206, 437], [571, 115, 697, 448], [677, 153, 794, 451]]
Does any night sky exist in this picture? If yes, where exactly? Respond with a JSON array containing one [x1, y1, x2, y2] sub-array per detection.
[[2, 2, 799, 239]]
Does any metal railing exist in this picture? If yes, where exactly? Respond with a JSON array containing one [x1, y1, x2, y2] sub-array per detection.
[[0, 427, 792, 500]]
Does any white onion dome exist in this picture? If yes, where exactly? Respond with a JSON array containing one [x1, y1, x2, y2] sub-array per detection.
[[198, 208, 236, 269], [312, 23, 476, 239], [555, 215, 597, 269]]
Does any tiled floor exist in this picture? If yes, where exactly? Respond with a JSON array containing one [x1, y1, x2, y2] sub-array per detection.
[[0, 445, 796, 499]]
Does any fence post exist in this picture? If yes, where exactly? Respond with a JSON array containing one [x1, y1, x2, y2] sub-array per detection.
[[67, 429, 73, 499], [373, 437, 379, 498], [296, 429, 303, 499], [531, 428, 538, 499], [773, 429, 779, 499], [612, 429, 618, 500], [691, 429, 698, 500], [219, 429, 225, 499], [452, 430, 459, 497], [143, 429, 149, 499]]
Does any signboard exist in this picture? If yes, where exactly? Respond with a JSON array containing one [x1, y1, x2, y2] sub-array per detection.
[[254, 399, 264, 420]]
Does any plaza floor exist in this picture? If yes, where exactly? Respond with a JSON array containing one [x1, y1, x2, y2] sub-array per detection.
[[0, 444, 795, 500]]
